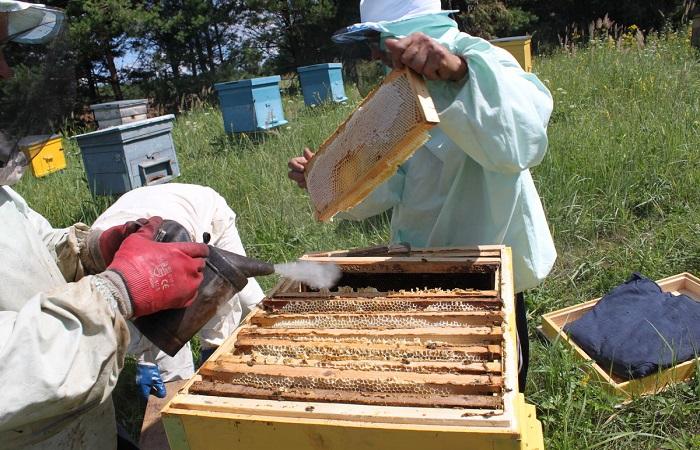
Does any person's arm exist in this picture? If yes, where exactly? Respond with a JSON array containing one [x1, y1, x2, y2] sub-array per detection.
[[385, 32, 553, 173], [432, 36, 552, 173], [0, 276, 129, 433]]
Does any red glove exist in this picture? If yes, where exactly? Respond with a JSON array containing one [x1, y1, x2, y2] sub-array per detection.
[[98, 216, 165, 266], [83, 216, 166, 274], [103, 234, 209, 318]]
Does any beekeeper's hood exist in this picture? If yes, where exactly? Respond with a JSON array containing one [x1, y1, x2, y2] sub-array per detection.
[[332, 0, 459, 48], [0, 1, 69, 185], [0, 1, 65, 44]]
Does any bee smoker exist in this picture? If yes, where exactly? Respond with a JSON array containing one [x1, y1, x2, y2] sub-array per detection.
[[132, 220, 274, 356]]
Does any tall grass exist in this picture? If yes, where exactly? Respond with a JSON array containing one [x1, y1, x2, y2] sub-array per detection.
[[14, 29, 700, 448]]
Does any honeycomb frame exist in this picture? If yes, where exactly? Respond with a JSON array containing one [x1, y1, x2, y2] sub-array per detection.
[[184, 246, 520, 430], [305, 68, 440, 222]]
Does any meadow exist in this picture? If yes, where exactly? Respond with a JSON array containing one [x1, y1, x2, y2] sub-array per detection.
[[14, 29, 700, 448]]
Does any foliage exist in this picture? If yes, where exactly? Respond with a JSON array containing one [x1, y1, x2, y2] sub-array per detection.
[[441, 0, 537, 39]]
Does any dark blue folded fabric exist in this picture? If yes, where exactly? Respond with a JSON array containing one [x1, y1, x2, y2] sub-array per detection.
[[563, 273, 700, 380]]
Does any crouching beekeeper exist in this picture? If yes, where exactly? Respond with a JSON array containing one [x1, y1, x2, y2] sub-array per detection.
[[288, 0, 557, 390], [0, 3, 210, 448]]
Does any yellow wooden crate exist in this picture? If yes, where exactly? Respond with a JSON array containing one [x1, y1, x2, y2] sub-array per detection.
[[19, 134, 66, 178], [162, 246, 544, 450], [541, 272, 700, 397], [491, 36, 533, 72]]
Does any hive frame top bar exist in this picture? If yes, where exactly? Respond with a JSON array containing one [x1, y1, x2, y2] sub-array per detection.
[[164, 246, 521, 433], [305, 68, 440, 222]]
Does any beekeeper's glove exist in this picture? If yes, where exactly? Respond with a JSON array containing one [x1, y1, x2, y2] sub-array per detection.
[[81, 216, 165, 274], [135, 362, 166, 400], [97, 234, 209, 319]]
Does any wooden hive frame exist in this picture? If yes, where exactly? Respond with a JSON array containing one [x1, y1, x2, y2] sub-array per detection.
[[305, 68, 440, 222], [162, 246, 544, 450]]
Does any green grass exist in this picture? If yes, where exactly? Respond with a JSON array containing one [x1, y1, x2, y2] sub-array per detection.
[[14, 29, 700, 448]]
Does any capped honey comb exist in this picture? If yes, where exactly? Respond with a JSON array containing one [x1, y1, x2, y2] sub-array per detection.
[[305, 68, 440, 222]]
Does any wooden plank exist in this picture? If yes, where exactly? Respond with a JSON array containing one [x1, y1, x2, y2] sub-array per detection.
[[234, 338, 502, 361], [218, 354, 502, 375], [199, 362, 503, 395], [301, 245, 504, 259], [189, 381, 502, 409], [237, 326, 503, 345], [293, 257, 500, 274], [251, 311, 504, 328], [269, 290, 500, 299], [261, 296, 502, 313], [166, 393, 511, 428]]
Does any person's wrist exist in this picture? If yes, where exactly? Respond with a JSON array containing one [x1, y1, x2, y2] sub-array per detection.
[[95, 271, 134, 319], [448, 54, 468, 81]]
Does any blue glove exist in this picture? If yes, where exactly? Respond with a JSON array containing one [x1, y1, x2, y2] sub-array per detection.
[[135, 363, 166, 400]]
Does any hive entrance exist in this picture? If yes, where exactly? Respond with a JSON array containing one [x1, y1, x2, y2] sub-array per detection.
[[191, 247, 514, 417]]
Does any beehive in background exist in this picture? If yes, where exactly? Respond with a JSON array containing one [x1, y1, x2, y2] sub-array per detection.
[[305, 68, 440, 222], [162, 245, 544, 450], [214, 76, 288, 133], [297, 63, 348, 106], [490, 36, 533, 72], [19, 134, 66, 178], [74, 115, 180, 196], [90, 99, 148, 129]]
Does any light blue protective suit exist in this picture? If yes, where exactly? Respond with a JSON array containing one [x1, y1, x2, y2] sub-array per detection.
[[340, 13, 556, 292]]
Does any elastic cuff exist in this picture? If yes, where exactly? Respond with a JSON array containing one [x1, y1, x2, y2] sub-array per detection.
[[80, 230, 107, 274], [95, 271, 134, 319]]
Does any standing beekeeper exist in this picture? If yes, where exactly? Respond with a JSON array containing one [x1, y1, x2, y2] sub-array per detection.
[[0, 3, 211, 448], [288, 0, 556, 390], [92, 183, 265, 400]]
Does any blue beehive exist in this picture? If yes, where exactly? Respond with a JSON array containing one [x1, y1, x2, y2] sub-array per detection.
[[214, 76, 288, 133], [74, 115, 180, 196], [297, 63, 348, 106]]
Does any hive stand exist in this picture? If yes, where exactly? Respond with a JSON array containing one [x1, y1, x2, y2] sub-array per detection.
[[162, 245, 544, 450]]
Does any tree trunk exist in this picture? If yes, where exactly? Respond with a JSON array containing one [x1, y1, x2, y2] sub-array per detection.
[[204, 28, 216, 68], [84, 61, 99, 102], [103, 47, 123, 100], [193, 34, 209, 74]]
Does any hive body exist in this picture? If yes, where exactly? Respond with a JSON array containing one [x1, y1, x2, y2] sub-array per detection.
[[162, 245, 544, 450], [214, 76, 288, 133], [297, 63, 348, 106], [305, 68, 440, 222], [74, 115, 180, 195]]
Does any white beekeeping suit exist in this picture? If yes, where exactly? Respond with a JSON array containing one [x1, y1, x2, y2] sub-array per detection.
[[0, 3, 131, 449], [92, 183, 266, 380], [0, 189, 130, 450]]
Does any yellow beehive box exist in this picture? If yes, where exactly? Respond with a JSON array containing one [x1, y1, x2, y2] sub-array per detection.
[[162, 245, 544, 450], [541, 272, 700, 397], [19, 134, 66, 178], [491, 36, 533, 72]]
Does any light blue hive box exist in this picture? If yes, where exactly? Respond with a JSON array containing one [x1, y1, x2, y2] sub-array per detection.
[[297, 63, 348, 106], [214, 76, 288, 133], [74, 115, 180, 196]]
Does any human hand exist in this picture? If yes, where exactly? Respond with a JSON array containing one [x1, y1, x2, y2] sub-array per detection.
[[84, 216, 165, 273], [135, 362, 166, 400], [101, 234, 209, 318], [384, 33, 467, 81], [287, 147, 315, 189]]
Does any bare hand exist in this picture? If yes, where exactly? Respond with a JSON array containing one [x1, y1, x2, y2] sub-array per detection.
[[384, 33, 467, 81], [287, 148, 315, 189]]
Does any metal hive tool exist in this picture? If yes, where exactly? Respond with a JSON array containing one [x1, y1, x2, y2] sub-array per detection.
[[304, 68, 440, 222]]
